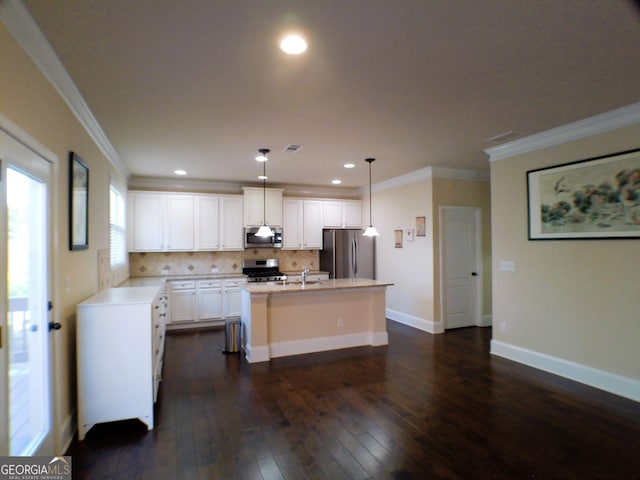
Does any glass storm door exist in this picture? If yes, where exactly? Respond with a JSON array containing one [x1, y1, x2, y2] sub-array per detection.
[[0, 127, 54, 456]]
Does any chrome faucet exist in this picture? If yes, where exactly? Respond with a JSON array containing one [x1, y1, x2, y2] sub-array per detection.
[[301, 267, 310, 287]]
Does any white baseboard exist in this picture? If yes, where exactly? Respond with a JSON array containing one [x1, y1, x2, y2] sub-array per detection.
[[491, 340, 640, 403], [269, 332, 387, 359], [386, 308, 444, 334], [58, 410, 76, 455], [479, 314, 493, 327], [245, 344, 270, 363]]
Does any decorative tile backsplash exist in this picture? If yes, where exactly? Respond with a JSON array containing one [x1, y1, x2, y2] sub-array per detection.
[[98, 249, 130, 290], [129, 249, 320, 277]]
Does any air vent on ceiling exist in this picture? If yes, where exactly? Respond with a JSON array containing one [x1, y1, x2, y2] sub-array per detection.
[[484, 130, 525, 144], [282, 144, 303, 153]]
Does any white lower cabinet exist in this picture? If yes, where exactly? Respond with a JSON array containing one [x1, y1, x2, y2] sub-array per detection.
[[170, 280, 196, 322], [169, 277, 246, 329], [198, 280, 222, 320], [222, 278, 246, 317], [76, 286, 164, 440]]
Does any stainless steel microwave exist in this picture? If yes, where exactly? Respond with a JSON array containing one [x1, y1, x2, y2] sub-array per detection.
[[244, 227, 282, 248]]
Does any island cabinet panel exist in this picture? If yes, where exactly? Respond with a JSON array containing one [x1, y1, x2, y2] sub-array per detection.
[[76, 286, 164, 440], [241, 278, 392, 363]]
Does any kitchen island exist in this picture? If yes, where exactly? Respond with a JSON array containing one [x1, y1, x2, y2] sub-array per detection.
[[240, 278, 393, 363]]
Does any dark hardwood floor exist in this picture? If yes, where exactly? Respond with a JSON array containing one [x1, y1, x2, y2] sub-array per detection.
[[66, 321, 640, 479]]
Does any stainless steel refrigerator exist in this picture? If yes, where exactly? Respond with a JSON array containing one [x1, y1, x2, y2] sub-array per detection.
[[320, 229, 376, 279]]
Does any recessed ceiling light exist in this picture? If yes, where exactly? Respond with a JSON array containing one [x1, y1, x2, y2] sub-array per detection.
[[258, 175, 268, 180], [331, 179, 342, 185], [344, 163, 355, 169], [174, 169, 187, 175], [280, 34, 307, 55]]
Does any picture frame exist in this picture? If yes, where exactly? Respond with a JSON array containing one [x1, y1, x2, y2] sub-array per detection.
[[527, 148, 640, 240], [69, 151, 89, 250], [416, 216, 426, 237], [394, 229, 403, 248]]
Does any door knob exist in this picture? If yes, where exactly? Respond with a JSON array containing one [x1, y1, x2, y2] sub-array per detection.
[[48, 322, 62, 331], [471, 272, 478, 276]]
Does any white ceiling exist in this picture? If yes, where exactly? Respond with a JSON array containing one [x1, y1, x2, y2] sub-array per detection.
[[22, 0, 640, 191]]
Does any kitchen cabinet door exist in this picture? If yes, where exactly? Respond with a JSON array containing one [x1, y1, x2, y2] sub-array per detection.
[[220, 195, 244, 250], [198, 285, 223, 320], [165, 195, 195, 250], [322, 201, 343, 228], [132, 193, 165, 251], [243, 187, 283, 226], [282, 199, 303, 249], [171, 288, 196, 322], [343, 200, 362, 227], [302, 200, 323, 248], [196, 196, 220, 250], [321, 200, 362, 228]]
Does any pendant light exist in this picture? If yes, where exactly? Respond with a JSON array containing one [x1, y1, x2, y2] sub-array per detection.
[[255, 149, 274, 237], [363, 158, 380, 237]]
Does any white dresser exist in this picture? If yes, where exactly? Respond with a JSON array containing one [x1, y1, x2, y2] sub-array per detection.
[[76, 286, 165, 440]]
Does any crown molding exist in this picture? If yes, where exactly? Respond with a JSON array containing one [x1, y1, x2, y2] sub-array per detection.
[[128, 176, 361, 198], [0, 113, 58, 164], [0, 0, 128, 179], [485, 103, 640, 162], [360, 166, 489, 195]]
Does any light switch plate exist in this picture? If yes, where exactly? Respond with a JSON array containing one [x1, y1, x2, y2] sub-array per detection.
[[499, 260, 515, 272]]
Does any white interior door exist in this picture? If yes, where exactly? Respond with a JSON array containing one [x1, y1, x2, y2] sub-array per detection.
[[441, 206, 482, 329], [0, 125, 54, 456]]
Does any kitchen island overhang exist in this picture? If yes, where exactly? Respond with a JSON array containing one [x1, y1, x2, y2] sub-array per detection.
[[240, 278, 393, 363]]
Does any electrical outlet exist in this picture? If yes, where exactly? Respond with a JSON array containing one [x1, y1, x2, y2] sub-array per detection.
[[337, 318, 344, 328], [499, 322, 508, 333]]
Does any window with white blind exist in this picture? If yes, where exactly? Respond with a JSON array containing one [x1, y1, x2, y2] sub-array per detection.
[[109, 183, 126, 269]]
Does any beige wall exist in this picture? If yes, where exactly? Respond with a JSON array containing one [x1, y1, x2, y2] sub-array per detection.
[[374, 179, 436, 324], [490, 124, 640, 380], [1, 23, 126, 452], [432, 178, 492, 321], [373, 175, 491, 330]]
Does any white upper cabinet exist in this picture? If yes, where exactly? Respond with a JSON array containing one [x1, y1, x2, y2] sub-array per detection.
[[165, 195, 195, 250], [131, 193, 165, 251], [195, 196, 220, 250], [128, 191, 243, 252], [322, 200, 362, 228], [282, 199, 323, 249], [129, 193, 194, 251], [219, 195, 244, 250], [242, 187, 283, 227], [303, 200, 323, 248]]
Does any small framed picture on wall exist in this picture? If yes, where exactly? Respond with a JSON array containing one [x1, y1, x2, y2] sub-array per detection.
[[394, 229, 403, 248], [416, 216, 426, 237]]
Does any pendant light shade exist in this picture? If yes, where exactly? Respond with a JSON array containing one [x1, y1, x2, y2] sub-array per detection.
[[363, 158, 380, 237], [255, 149, 274, 237]]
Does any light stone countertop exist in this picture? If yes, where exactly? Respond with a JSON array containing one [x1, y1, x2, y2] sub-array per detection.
[[241, 277, 393, 294], [78, 286, 162, 305], [119, 273, 246, 287]]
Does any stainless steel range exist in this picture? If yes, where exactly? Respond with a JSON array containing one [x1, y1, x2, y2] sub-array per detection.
[[242, 259, 285, 282]]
